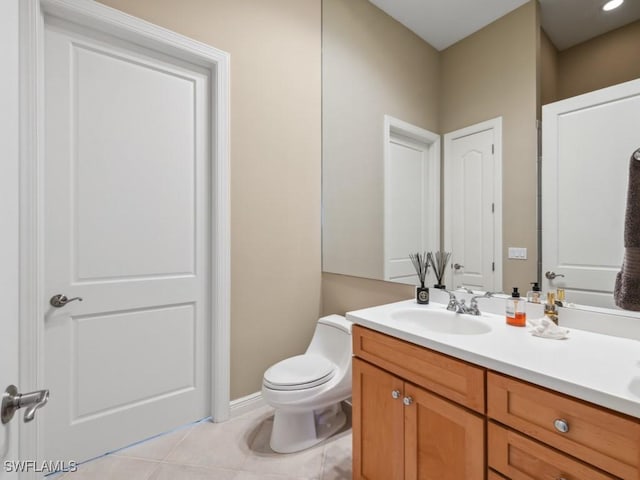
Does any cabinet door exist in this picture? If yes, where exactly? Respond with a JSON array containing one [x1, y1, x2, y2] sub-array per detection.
[[404, 383, 485, 480], [353, 358, 405, 480]]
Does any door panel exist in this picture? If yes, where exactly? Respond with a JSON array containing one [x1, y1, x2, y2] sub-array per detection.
[[0, 0, 20, 473], [446, 127, 496, 291], [43, 18, 210, 462], [404, 383, 485, 480], [542, 79, 640, 307], [385, 133, 439, 284], [352, 358, 404, 480]]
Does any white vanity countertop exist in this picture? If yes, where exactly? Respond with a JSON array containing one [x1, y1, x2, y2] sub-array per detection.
[[346, 299, 640, 419]]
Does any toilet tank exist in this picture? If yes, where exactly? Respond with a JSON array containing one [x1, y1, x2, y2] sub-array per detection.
[[305, 314, 353, 368]]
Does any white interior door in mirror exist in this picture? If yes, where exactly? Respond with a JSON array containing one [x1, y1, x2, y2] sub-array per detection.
[[384, 116, 440, 284], [444, 118, 502, 292], [43, 18, 211, 463], [542, 78, 640, 308], [0, 0, 20, 472]]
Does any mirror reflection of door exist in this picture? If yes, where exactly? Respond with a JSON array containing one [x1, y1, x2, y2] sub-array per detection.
[[384, 116, 440, 284], [444, 118, 503, 292], [542, 78, 640, 308]]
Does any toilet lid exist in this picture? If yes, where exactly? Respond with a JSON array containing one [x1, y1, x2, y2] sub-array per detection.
[[263, 354, 336, 391]]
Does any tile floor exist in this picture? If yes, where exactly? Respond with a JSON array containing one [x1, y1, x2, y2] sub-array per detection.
[[55, 405, 352, 480]]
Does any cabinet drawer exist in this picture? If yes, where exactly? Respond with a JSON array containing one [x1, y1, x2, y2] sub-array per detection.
[[489, 422, 616, 480], [488, 469, 507, 480], [488, 372, 640, 479], [488, 422, 616, 480], [353, 325, 485, 413]]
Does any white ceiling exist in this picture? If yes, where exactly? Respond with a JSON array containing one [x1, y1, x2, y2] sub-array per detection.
[[539, 0, 640, 50], [368, 0, 640, 52]]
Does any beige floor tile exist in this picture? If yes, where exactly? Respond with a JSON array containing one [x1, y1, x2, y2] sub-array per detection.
[[147, 463, 236, 480], [163, 416, 255, 470], [58, 406, 351, 480], [114, 426, 191, 461], [60, 456, 159, 480], [320, 432, 352, 480], [232, 472, 311, 480]]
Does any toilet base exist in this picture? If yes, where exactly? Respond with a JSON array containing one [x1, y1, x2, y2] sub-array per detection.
[[269, 403, 346, 454]]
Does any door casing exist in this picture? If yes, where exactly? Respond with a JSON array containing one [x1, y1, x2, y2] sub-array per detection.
[[17, 0, 230, 473]]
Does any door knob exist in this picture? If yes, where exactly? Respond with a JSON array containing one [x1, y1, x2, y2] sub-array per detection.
[[391, 390, 401, 399], [403, 396, 413, 406], [545, 271, 565, 280], [1, 385, 49, 424], [453, 263, 464, 271], [50, 294, 83, 308]]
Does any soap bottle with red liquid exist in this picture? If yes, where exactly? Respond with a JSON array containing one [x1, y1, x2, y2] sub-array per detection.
[[506, 287, 526, 327]]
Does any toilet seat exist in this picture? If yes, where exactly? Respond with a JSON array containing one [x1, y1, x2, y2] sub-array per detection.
[[263, 354, 336, 391]]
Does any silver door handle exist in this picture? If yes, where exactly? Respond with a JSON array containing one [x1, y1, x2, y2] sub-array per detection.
[[453, 263, 464, 270], [50, 294, 83, 308], [1, 385, 49, 424], [545, 271, 565, 280]]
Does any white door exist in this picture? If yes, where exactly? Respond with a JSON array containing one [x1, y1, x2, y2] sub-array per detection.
[[43, 17, 210, 462], [1, 0, 21, 475], [384, 117, 440, 284], [444, 118, 502, 292], [542, 79, 640, 307]]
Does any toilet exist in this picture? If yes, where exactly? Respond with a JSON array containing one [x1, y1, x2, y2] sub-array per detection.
[[262, 314, 353, 453]]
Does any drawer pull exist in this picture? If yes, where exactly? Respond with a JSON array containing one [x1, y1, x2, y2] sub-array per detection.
[[391, 389, 401, 399], [553, 418, 570, 433], [403, 396, 413, 406]]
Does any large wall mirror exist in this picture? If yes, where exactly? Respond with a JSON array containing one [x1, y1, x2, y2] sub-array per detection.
[[322, 0, 640, 311]]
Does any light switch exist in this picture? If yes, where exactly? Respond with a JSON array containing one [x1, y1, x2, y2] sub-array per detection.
[[508, 247, 527, 260]]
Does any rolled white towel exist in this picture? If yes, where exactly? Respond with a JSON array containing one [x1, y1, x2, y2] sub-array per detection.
[[527, 317, 569, 340]]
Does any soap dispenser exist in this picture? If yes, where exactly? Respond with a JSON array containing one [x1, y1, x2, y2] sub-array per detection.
[[545, 291, 559, 324], [506, 287, 526, 327], [526, 282, 542, 303]]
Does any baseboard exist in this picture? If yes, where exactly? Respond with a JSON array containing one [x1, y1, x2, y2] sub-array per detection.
[[229, 391, 266, 419]]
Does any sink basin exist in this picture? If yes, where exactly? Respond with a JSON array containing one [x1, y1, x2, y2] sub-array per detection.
[[628, 377, 640, 398], [390, 308, 492, 335]]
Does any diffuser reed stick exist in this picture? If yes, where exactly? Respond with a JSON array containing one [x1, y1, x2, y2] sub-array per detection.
[[410, 252, 430, 304], [429, 250, 451, 288], [409, 252, 429, 288]]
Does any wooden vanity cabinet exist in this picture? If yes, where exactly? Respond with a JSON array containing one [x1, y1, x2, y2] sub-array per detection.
[[352, 324, 640, 480], [352, 326, 485, 480], [488, 372, 640, 480]]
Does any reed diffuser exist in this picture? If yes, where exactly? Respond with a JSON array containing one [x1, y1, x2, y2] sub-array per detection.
[[429, 250, 451, 289], [409, 252, 430, 304]]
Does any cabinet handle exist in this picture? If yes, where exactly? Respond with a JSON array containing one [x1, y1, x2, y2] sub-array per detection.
[[403, 396, 413, 406], [391, 390, 401, 400], [553, 418, 569, 433]]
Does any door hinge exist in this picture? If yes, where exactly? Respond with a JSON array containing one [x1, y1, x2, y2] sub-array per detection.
[[492, 262, 495, 272], [491, 202, 495, 213], [491, 144, 495, 154]]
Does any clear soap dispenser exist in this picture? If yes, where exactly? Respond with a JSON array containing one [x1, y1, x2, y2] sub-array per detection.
[[506, 287, 526, 327], [526, 282, 542, 303]]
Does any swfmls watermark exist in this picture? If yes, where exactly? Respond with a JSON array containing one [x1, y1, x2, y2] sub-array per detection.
[[4, 460, 78, 474]]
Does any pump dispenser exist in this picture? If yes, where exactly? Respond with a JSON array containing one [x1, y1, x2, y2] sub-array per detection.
[[527, 282, 542, 303], [506, 287, 526, 327]]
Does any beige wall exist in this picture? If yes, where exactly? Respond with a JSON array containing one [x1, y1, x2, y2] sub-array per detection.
[[322, 273, 414, 316], [99, 0, 322, 399], [440, 1, 539, 293], [322, 0, 440, 280], [540, 29, 559, 105], [557, 20, 640, 101]]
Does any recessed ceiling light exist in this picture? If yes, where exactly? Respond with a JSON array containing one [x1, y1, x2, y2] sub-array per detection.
[[602, 0, 624, 11]]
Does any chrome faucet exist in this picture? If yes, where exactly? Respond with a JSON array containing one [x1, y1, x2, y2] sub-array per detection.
[[445, 290, 496, 315], [467, 291, 496, 316], [444, 290, 472, 314]]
